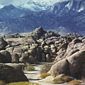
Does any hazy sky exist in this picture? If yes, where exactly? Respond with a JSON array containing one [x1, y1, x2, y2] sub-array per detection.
[[0, 0, 69, 5], [0, 0, 69, 10]]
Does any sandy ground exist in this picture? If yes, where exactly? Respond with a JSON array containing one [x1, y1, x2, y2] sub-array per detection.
[[24, 65, 67, 85]]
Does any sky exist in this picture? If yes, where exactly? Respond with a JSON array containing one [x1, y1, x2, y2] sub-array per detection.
[[0, 0, 68, 5], [0, 0, 69, 11]]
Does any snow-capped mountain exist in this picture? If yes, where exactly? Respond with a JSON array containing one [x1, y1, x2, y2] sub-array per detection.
[[0, 0, 85, 34]]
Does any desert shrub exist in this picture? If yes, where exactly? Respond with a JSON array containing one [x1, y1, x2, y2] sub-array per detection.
[[0, 80, 6, 85], [40, 63, 52, 73], [68, 80, 82, 85], [7, 82, 39, 85], [39, 73, 50, 79], [24, 64, 35, 71]]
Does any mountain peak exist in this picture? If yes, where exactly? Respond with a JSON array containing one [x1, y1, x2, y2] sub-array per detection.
[[2, 4, 16, 10], [0, 0, 85, 34]]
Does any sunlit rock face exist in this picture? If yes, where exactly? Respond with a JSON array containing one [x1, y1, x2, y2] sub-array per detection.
[[0, 0, 85, 34]]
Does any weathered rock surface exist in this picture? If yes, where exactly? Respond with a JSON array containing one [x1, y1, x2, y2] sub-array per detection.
[[67, 50, 85, 79], [0, 64, 28, 83], [31, 27, 46, 40], [0, 50, 12, 63], [49, 59, 69, 77], [0, 38, 8, 50], [49, 37, 85, 80]]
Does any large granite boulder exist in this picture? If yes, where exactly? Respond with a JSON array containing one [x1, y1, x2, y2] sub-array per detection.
[[50, 50, 85, 80], [67, 50, 85, 79], [49, 59, 69, 77], [4, 63, 25, 71], [0, 64, 28, 83]]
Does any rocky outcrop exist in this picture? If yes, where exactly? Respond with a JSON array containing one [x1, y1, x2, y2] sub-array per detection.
[[4, 28, 83, 64], [4, 28, 63, 63], [44, 31, 60, 38], [31, 27, 46, 40], [0, 28, 85, 85], [1, 28, 84, 82], [49, 38, 85, 80], [50, 50, 85, 79]]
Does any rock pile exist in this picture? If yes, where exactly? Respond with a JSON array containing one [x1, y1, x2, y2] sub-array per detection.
[[0, 27, 85, 82], [49, 37, 85, 81], [5, 27, 61, 63]]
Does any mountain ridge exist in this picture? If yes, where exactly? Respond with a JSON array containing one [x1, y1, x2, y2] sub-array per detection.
[[0, 0, 85, 34]]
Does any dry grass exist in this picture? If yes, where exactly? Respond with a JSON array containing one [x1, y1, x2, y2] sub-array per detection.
[[40, 63, 52, 73], [0, 80, 6, 85], [53, 77, 65, 84], [52, 74, 73, 84], [39, 73, 50, 79], [24, 64, 35, 71], [7, 82, 39, 85], [68, 80, 82, 85]]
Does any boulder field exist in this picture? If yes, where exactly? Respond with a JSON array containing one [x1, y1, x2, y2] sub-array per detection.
[[0, 27, 85, 83]]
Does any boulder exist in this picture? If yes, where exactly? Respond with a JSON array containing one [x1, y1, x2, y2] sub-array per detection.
[[19, 52, 29, 63], [67, 50, 85, 79], [6, 47, 14, 54], [0, 64, 28, 83], [11, 46, 22, 63], [19, 51, 37, 64], [44, 31, 60, 38], [45, 37, 58, 45], [0, 38, 8, 50], [12, 53, 19, 63], [63, 39, 83, 58], [72, 38, 82, 44], [13, 46, 22, 55], [51, 50, 85, 79], [27, 55, 36, 64], [49, 59, 69, 77], [54, 49, 66, 62], [54, 42, 68, 62], [4, 63, 25, 71], [65, 49, 79, 58], [46, 54, 52, 62], [0, 50, 12, 63], [50, 44, 57, 54]]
